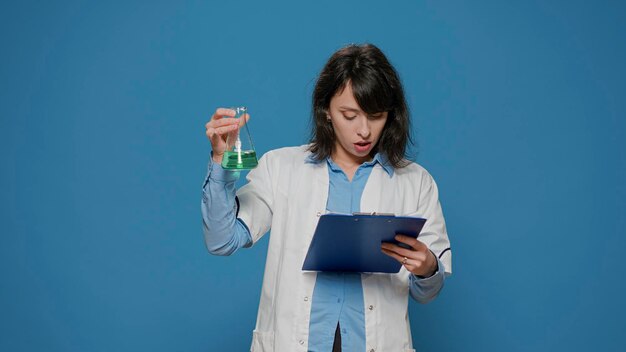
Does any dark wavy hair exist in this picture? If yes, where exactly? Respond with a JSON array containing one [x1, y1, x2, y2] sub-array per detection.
[[308, 43, 412, 168]]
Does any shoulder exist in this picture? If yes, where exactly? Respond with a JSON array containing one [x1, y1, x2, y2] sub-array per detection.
[[393, 159, 438, 188], [394, 159, 432, 177], [261, 144, 312, 163], [395, 161, 438, 197], [258, 145, 314, 172]]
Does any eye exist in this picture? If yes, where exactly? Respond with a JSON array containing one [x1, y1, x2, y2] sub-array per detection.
[[343, 114, 357, 120], [368, 113, 384, 120]]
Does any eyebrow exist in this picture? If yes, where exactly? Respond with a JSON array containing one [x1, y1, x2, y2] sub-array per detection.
[[338, 106, 384, 116], [338, 106, 361, 112]]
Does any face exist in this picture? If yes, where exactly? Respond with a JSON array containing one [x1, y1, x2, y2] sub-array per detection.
[[327, 82, 388, 164]]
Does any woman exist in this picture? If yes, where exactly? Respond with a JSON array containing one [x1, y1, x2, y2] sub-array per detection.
[[202, 44, 452, 352]]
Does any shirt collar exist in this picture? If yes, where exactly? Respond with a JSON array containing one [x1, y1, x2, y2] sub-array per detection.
[[305, 152, 394, 177]]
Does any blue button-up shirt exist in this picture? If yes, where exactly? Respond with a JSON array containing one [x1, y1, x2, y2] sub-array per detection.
[[305, 154, 390, 352]]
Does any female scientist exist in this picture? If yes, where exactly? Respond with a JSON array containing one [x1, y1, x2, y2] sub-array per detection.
[[201, 43, 452, 352]]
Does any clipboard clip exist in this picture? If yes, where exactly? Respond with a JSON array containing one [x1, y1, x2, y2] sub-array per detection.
[[352, 212, 396, 216]]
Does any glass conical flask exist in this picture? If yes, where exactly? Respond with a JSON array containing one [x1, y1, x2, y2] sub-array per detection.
[[221, 106, 258, 170]]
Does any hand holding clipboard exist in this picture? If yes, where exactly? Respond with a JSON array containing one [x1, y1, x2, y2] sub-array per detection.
[[302, 213, 428, 273]]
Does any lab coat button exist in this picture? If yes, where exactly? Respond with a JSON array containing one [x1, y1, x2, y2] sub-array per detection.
[[304, 296, 309, 302], [299, 340, 305, 345], [316, 211, 321, 217], [368, 305, 374, 310]]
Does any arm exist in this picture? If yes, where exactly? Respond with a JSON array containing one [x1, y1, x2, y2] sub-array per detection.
[[408, 172, 452, 303], [203, 107, 274, 246], [381, 171, 452, 303], [201, 156, 253, 256], [415, 172, 452, 277]]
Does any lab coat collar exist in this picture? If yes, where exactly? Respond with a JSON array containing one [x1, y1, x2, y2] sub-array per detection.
[[304, 151, 394, 177]]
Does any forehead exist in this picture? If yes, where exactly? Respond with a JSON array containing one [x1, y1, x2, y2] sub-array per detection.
[[330, 83, 361, 111]]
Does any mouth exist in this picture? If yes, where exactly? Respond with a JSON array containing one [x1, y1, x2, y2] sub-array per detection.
[[353, 141, 372, 153]]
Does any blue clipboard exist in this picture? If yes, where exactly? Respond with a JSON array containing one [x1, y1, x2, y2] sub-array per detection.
[[302, 213, 427, 273]]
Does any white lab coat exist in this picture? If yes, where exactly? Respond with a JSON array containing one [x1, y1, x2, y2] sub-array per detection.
[[236, 145, 452, 352]]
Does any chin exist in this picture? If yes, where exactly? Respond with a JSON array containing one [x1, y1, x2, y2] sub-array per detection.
[[350, 148, 371, 158]]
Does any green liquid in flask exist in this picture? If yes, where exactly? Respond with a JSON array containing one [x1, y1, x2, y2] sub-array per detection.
[[221, 150, 258, 170]]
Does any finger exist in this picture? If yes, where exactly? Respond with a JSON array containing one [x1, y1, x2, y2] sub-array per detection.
[[381, 242, 411, 257], [205, 125, 235, 141], [382, 248, 417, 268], [211, 124, 239, 136], [210, 108, 236, 121], [219, 112, 251, 128], [206, 118, 240, 129], [381, 248, 405, 263], [240, 112, 250, 126], [206, 128, 222, 140], [395, 235, 426, 251], [382, 243, 427, 261], [383, 248, 425, 276]]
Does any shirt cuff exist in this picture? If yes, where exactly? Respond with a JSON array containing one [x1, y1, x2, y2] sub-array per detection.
[[207, 153, 240, 183]]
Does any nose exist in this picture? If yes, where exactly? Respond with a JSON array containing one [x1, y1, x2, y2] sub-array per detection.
[[357, 117, 371, 139]]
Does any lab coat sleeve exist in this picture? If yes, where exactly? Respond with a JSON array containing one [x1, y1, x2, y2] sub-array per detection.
[[417, 172, 452, 276], [235, 152, 275, 244]]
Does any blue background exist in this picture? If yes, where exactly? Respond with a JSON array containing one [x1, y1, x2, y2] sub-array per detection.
[[1, 1, 625, 351]]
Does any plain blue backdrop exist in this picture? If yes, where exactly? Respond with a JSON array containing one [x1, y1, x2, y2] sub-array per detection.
[[1, 1, 625, 351]]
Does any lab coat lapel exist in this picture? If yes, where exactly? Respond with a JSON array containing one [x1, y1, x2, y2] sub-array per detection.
[[361, 165, 393, 213]]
